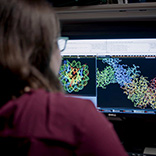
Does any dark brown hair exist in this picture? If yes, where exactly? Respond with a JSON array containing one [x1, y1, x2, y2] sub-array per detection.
[[0, 0, 62, 106]]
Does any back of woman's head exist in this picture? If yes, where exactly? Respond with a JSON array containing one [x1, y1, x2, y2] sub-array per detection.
[[0, 0, 62, 106]]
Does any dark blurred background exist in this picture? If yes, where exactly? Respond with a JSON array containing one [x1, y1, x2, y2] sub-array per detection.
[[47, 0, 109, 7], [47, 0, 156, 7]]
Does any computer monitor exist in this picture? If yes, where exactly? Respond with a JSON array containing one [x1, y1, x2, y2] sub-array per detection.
[[59, 38, 156, 118]]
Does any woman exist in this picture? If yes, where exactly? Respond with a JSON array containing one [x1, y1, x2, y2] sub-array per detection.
[[0, 0, 128, 155]]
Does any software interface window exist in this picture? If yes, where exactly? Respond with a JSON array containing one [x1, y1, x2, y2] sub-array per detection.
[[59, 39, 156, 115]]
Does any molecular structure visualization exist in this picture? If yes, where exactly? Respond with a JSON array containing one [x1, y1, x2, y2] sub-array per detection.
[[97, 58, 156, 109], [59, 60, 89, 93]]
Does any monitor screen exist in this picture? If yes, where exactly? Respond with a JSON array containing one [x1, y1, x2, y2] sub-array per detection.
[[59, 38, 156, 116]]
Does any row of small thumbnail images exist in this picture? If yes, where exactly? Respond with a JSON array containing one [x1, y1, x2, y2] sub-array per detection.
[[98, 108, 156, 114]]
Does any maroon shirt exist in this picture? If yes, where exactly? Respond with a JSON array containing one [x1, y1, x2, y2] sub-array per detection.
[[0, 89, 128, 156]]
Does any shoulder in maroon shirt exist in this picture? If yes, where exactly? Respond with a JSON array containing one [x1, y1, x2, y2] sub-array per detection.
[[0, 89, 128, 156]]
